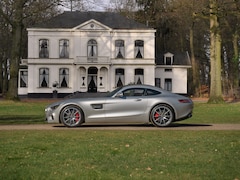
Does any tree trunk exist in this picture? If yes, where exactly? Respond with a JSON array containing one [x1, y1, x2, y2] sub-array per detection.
[[231, 32, 239, 98], [0, 58, 2, 94], [208, 0, 224, 103], [189, 25, 200, 97], [7, 0, 25, 100]]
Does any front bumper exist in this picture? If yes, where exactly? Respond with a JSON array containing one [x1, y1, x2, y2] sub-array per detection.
[[45, 107, 59, 123]]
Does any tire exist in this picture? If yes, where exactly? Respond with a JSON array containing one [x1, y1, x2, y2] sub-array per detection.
[[150, 104, 174, 127], [60, 105, 84, 127]]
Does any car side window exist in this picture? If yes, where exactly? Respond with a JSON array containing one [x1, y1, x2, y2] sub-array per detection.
[[146, 89, 161, 96], [123, 88, 145, 97]]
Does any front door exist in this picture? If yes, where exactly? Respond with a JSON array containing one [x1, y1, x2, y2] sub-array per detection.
[[88, 67, 98, 92]]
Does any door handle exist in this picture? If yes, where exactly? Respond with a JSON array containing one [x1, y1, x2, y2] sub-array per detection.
[[136, 98, 142, 101]]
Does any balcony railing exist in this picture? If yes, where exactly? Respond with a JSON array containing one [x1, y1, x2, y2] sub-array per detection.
[[75, 56, 110, 64], [20, 57, 155, 66]]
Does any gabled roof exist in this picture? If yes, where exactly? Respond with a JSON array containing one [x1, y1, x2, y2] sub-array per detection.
[[31, 11, 152, 30], [156, 51, 191, 66]]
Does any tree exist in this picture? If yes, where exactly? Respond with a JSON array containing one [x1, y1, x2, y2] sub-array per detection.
[[0, 12, 11, 96], [208, 0, 224, 103], [221, 0, 240, 99], [169, 0, 208, 97], [0, 0, 60, 100]]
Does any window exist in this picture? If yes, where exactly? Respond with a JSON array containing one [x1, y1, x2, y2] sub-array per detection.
[[123, 88, 145, 97], [164, 79, 172, 91], [164, 53, 174, 65], [115, 68, 125, 87], [39, 39, 49, 58], [59, 68, 69, 87], [115, 40, 125, 58], [155, 78, 161, 88], [146, 89, 161, 96], [135, 69, 144, 84], [87, 39, 97, 59], [165, 68, 172, 72], [59, 39, 69, 58], [166, 57, 172, 65], [134, 40, 144, 58], [20, 70, 28, 87], [39, 68, 49, 87]]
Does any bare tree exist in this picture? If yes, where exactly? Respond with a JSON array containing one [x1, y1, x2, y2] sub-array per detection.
[[0, 0, 60, 100], [59, 0, 104, 11]]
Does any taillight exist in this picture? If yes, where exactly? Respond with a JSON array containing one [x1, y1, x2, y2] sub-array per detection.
[[178, 99, 191, 103]]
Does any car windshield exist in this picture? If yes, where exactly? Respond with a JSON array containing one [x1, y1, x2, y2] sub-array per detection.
[[106, 87, 123, 97]]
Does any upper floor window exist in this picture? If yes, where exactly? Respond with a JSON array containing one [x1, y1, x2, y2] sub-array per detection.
[[59, 68, 69, 87], [39, 39, 49, 58], [165, 68, 172, 72], [20, 70, 28, 87], [115, 40, 125, 58], [134, 40, 144, 58], [39, 68, 49, 87], [59, 39, 69, 58], [87, 39, 97, 59]]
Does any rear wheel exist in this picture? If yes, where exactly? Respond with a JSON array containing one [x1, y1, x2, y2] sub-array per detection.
[[150, 104, 174, 127], [60, 105, 84, 127]]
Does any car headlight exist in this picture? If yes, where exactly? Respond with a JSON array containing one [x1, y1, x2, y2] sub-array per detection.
[[45, 104, 60, 113], [50, 104, 60, 110]]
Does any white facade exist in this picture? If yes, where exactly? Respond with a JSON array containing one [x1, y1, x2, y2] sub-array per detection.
[[18, 14, 191, 98], [155, 66, 188, 94], [18, 19, 156, 97]]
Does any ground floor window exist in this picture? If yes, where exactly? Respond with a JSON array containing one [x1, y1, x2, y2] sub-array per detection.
[[164, 78, 172, 91], [115, 68, 125, 87], [20, 70, 28, 87], [155, 78, 161, 88], [135, 69, 144, 84], [59, 68, 69, 87], [39, 68, 49, 87]]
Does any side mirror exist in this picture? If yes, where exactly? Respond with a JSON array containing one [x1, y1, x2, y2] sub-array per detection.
[[115, 92, 125, 99]]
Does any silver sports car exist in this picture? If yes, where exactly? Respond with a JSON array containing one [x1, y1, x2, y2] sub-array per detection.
[[45, 84, 193, 127]]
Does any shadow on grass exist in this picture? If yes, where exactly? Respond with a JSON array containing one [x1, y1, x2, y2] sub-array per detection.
[[53, 123, 212, 128], [0, 115, 45, 124]]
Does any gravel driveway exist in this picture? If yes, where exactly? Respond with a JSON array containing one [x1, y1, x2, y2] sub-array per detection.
[[0, 123, 240, 130]]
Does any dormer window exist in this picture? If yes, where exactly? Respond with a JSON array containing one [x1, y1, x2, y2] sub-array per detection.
[[164, 52, 174, 65]]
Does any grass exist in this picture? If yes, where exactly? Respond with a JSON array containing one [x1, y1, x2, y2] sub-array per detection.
[[0, 130, 239, 179], [0, 100, 239, 179], [187, 101, 240, 124], [0, 100, 48, 124]]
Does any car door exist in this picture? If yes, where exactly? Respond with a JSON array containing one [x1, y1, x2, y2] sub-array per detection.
[[104, 88, 148, 122]]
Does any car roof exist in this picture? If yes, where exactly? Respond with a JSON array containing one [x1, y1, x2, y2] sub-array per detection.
[[121, 84, 161, 90]]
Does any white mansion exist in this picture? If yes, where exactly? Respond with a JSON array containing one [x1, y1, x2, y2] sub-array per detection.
[[18, 11, 191, 98]]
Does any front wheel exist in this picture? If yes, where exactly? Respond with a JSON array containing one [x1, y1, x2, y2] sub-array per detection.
[[150, 104, 174, 127], [60, 105, 84, 127]]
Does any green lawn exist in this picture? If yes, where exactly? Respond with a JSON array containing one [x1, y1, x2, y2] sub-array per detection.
[[0, 130, 239, 179], [0, 100, 239, 179], [0, 100, 48, 124]]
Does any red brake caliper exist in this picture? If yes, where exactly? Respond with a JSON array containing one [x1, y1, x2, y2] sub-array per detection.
[[154, 112, 160, 119], [75, 112, 80, 122]]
